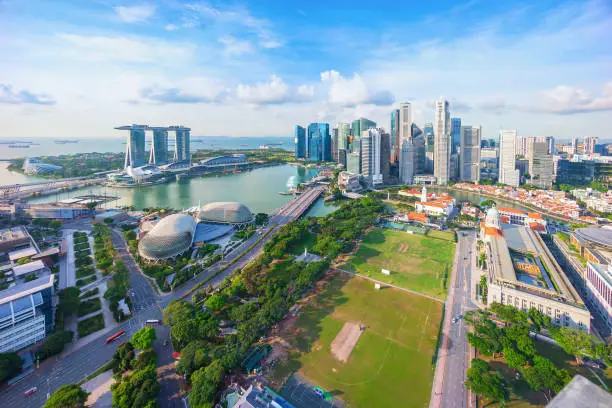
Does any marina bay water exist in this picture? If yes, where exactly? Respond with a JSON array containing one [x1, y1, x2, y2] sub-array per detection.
[[25, 164, 339, 217]]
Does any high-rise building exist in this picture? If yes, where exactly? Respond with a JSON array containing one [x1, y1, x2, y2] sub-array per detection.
[[307, 123, 330, 162], [172, 126, 191, 163], [398, 102, 414, 184], [337, 123, 350, 152], [380, 131, 391, 183], [584, 137, 599, 155], [450, 153, 460, 181], [338, 149, 347, 168], [451, 117, 461, 154], [516, 136, 554, 157], [434, 99, 451, 184], [499, 129, 519, 187], [413, 135, 426, 174], [149, 127, 169, 165], [390, 109, 400, 163], [528, 140, 553, 188], [347, 151, 360, 174], [459, 125, 481, 182], [294, 125, 307, 159], [117, 124, 147, 168], [571, 137, 578, 154], [352, 117, 376, 139], [361, 128, 385, 185], [331, 125, 339, 162]]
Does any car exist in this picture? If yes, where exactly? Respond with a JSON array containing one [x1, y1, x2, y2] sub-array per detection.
[[455, 313, 463, 320], [24, 387, 38, 397], [451, 317, 457, 324]]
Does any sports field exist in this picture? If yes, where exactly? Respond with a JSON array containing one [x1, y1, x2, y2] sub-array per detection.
[[345, 228, 455, 299], [277, 272, 443, 408]]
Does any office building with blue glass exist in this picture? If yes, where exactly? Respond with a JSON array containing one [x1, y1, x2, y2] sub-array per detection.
[[451, 117, 461, 154], [307, 123, 330, 162], [294, 125, 307, 159]]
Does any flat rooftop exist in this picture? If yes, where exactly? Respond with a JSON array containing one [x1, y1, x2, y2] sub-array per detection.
[[0, 226, 28, 243], [0, 273, 54, 305]]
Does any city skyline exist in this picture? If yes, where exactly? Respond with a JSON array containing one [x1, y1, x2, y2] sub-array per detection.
[[0, 0, 611, 139]]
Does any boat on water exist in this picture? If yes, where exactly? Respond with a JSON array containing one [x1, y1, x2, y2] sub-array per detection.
[[240, 144, 249, 147], [279, 187, 301, 196], [8, 144, 30, 148]]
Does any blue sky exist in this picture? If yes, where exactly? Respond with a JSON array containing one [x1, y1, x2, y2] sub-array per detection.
[[0, 0, 610, 138]]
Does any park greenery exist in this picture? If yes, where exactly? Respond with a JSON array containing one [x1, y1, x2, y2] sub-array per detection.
[[43, 383, 89, 408], [161, 196, 384, 407], [0, 352, 23, 383], [9, 152, 125, 179], [77, 297, 102, 317], [77, 313, 105, 338], [111, 340, 159, 408], [104, 261, 131, 322], [93, 224, 115, 273], [465, 303, 611, 404]]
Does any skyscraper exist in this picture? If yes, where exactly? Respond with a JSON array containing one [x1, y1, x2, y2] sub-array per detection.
[[571, 137, 578, 155], [584, 137, 598, 155], [413, 135, 426, 174], [390, 109, 400, 163], [294, 125, 306, 159], [528, 140, 553, 188], [434, 99, 451, 185], [117, 124, 147, 168], [337, 123, 350, 152], [307, 123, 330, 162], [352, 117, 376, 139], [361, 128, 384, 185], [398, 102, 414, 184], [149, 127, 169, 165], [172, 126, 191, 163], [450, 117, 461, 154], [459, 125, 481, 182], [516, 136, 554, 157], [380, 131, 391, 183], [499, 129, 519, 187], [331, 125, 339, 162]]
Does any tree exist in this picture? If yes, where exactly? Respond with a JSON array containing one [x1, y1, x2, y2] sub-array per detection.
[[177, 341, 211, 377], [205, 294, 227, 312], [103, 217, 114, 224], [550, 327, 596, 359], [163, 300, 195, 326], [17, 257, 32, 265], [86, 201, 98, 211], [37, 330, 74, 359], [521, 356, 571, 402], [465, 359, 509, 404], [112, 364, 159, 408], [131, 327, 157, 350], [49, 220, 62, 229], [132, 348, 157, 371], [43, 384, 89, 408], [0, 352, 24, 383], [58, 287, 81, 316], [170, 319, 199, 349], [490, 302, 529, 325], [124, 230, 137, 241], [189, 360, 226, 408], [254, 213, 269, 226], [528, 307, 551, 331], [112, 342, 135, 374]]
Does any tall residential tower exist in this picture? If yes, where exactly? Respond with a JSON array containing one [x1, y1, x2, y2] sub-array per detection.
[[499, 129, 519, 187]]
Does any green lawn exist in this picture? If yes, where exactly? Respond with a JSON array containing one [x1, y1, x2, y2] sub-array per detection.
[[277, 273, 443, 408], [345, 228, 455, 299]]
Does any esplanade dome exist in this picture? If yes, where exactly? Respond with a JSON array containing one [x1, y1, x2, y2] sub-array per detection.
[[138, 213, 197, 261], [198, 202, 254, 225]]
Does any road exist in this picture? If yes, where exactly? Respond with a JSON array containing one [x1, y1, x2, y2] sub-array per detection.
[[431, 231, 477, 408], [0, 186, 324, 407]]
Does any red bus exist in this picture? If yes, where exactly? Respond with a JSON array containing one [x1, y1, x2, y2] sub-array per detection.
[[105, 329, 126, 344], [24, 387, 37, 397]]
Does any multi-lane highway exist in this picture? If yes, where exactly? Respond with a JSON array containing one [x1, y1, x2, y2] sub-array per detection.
[[0, 186, 324, 407], [431, 231, 477, 408]]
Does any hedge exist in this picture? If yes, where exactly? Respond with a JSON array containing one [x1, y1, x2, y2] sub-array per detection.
[[80, 288, 99, 299], [76, 266, 96, 279], [78, 297, 102, 317], [76, 276, 96, 287], [77, 314, 105, 338]]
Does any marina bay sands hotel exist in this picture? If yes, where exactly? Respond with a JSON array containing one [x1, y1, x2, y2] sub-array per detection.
[[115, 124, 191, 169]]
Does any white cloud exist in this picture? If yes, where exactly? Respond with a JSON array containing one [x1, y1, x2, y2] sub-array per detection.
[[320, 70, 394, 107], [55, 33, 195, 63], [114, 4, 156, 23], [236, 75, 313, 105], [218, 36, 254, 56], [540, 83, 612, 114], [164, 24, 178, 31]]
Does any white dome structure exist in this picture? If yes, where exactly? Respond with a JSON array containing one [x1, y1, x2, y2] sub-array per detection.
[[485, 205, 501, 229], [138, 213, 197, 261], [198, 202, 253, 225]]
